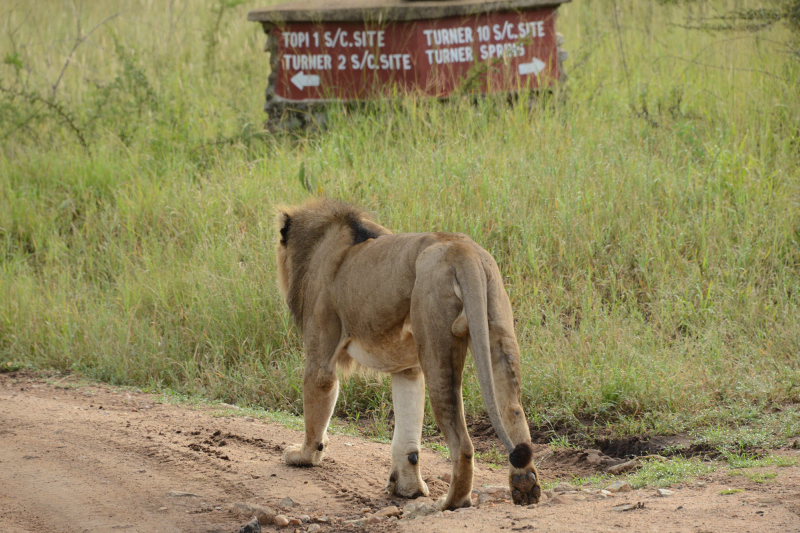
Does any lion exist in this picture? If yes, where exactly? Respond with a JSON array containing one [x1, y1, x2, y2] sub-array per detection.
[[275, 199, 540, 509]]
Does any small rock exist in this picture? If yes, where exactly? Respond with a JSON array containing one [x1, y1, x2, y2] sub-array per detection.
[[273, 514, 289, 527], [307, 525, 321, 532], [373, 506, 401, 518], [228, 503, 276, 525], [757, 497, 780, 505], [315, 516, 329, 523], [279, 497, 296, 508], [612, 502, 645, 512], [543, 489, 555, 499], [599, 490, 613, 497], [553, 482, 577, 493], [477, 486, 510, 505], [605, 459, 640, 475], [696, 481, 706, 487], [657, 489, 674, 497], [289, 518, 302, 526], [403, 502, 436, 519], [345, 518, 366, 527], [365, 515, 383, 524], [236, 517, 261, 533], [167, 491, 201, 498], [546, 495, 569, 505], [360, 507, 372, 514], [403, 502, 420, 514], [605, 481, 632, 493], [299, 514, 310, 523], [419, 503, 437, 516], [480, 485, 509, 495]]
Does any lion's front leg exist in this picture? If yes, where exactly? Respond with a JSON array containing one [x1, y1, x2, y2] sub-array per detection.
[[386, 367, 429, 499], [284, 362, 339, 467]]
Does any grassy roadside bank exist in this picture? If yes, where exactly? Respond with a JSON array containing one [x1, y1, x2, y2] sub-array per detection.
[[1, 0, 799, 450]]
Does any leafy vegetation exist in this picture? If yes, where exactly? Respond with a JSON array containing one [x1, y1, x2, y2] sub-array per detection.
[[723, 451, 798, 469], [627, 457, 716, 488], [730, 470, 778, 482], [719, 488, 745, 495], [1, 0, 799, 451]]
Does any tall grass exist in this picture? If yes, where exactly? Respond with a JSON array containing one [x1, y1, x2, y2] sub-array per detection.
[[1, 0, 798, 441]]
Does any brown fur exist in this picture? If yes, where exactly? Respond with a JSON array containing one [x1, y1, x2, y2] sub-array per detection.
[[275, 199, 541, 509]]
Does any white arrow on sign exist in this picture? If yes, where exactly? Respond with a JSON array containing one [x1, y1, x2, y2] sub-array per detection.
[[291, 71, 321, 90], [518, 57, 546, 77]]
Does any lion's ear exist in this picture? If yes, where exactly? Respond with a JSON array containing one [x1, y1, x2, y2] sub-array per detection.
[[277, 211, 292, 246]]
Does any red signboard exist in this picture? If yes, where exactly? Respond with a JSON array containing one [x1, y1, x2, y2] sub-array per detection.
[[273, 8, 559, 102]]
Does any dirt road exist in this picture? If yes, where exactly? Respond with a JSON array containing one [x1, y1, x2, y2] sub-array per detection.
[[1, 372, 798, 532]]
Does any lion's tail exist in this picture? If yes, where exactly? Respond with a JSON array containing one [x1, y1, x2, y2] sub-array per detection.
[[455, 257, 515, 454]]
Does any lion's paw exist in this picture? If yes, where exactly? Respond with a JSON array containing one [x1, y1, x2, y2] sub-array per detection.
[[434, 496, 447, 511], [283, 443, 322, 466], [511, 472, 541, 505], [508, 442, 541, 505], [283, 444, 307, 465], [435, 493, 472, 511], [386, 470, 429, 499]]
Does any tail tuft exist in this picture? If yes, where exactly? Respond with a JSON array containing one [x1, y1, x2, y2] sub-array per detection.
[[509, 442, 534, 469]]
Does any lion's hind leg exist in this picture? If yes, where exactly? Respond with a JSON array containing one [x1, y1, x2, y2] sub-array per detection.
[[508, 443, 541, 504], [492, 352, 542, 505], [478, 249, 543, 505], [385, 367, 429, 499], [493, 350, 542, 504], [415, 327, 474, 510], [422, 351, 474, 511], [492, 345, 542, 504]]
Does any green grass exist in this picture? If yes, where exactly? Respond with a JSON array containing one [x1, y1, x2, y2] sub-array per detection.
[[569, 472, 613, 489], [548, 434, 580, 450], [730, 470, 779, 483], [627, 457, 716, 489], [1, 0, 800, 449], [427, 442, 451, 460], [694, 407, 800, 451], [475, 446, 507, 469], [1, 361, 33, 372], [723, 451, 798, 469]]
